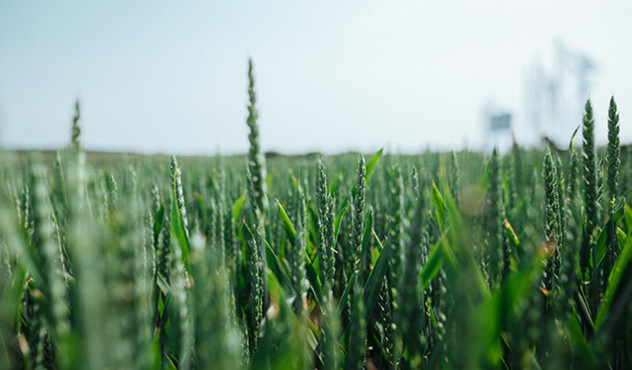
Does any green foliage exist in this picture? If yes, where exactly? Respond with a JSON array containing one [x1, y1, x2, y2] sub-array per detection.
[[190, 232, 242, 370], [2, 68, 632, 369]]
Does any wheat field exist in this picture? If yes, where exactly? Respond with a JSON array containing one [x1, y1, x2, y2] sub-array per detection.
[[1, 61, 631, 370]]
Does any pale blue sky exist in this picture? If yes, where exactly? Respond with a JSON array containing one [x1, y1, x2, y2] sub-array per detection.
[[1, 1, 631, 155]]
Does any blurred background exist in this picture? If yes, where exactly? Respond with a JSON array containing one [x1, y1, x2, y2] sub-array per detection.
[[1, 1, 631, 155]]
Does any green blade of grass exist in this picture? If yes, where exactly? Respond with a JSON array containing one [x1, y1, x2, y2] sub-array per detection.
[[232, 189, 247, 224], [595, 229, 632, 330], [276, 198, 296, 245], [362, 230, 390, 317]]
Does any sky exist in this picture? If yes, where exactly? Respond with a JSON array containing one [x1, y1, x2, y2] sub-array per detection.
[[1, 1, 631, 155]]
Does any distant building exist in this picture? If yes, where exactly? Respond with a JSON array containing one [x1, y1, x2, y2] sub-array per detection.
[[483, 104, 513, 153]]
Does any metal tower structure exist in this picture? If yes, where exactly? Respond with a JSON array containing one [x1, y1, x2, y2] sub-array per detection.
[[524, 42, 596, 147]]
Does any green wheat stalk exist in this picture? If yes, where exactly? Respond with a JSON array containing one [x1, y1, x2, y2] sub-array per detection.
[[245, 59, 269, 325], [350, 155, 366, 277], [289, 183, 307, 313], [316, 159, 335, 300], [606, 96, 620, 270], [543, 151, 560, 294], [580, 100, 599, 297], [71, 100, 81, 150], [344, 271, 366, 370], [487, 148, 504, 288]]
